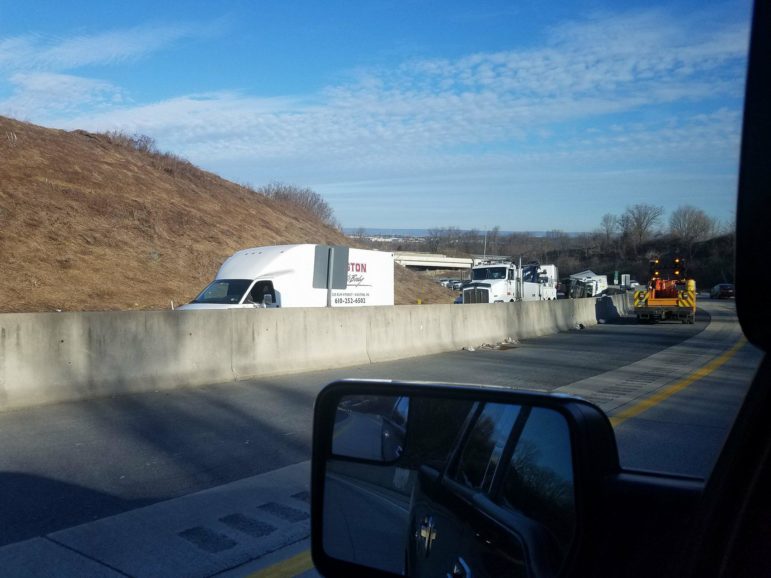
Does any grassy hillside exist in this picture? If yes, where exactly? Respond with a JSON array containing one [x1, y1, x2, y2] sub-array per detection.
[[0, 116, 454, 312]]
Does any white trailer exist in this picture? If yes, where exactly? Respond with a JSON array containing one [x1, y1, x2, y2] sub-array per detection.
[[462, 260, 558, 303], [569, 269, 609, 297], [178, 244, 394, 310]]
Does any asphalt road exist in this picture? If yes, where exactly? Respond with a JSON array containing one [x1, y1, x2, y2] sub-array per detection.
[[0, 298, 760, 552]]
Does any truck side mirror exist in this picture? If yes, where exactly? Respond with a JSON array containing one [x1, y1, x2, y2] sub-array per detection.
[[311, 380, 620, 577], [263, 294, 273, 306]]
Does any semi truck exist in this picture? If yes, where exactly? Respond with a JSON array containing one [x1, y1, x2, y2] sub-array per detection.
[[178, 244, 394, 310], [461, 259, 558, 303], [634, 256, 696, 323]]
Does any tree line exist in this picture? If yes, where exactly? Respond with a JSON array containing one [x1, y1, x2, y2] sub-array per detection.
[[360, 204, 734, 288]]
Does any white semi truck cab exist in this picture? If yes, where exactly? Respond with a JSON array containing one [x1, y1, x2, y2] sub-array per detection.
[[178, 244, 394, 310], [462, 260, 558, 303]]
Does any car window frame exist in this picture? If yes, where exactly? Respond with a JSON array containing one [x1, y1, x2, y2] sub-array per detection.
[[451, 402, 523, 492]]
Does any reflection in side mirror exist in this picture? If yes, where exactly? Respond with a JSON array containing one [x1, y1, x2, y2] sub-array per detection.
[[263, 294, 273, 305], [332, 395, 409, 463], [313, 383, 606, 578]]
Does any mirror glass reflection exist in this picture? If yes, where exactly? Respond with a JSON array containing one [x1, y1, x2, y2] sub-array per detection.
[[323, 395, 576, 577], [332, 395, 410, 462]]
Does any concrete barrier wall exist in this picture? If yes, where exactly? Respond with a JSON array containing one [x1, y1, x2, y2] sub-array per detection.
[[0, 294, 632, 410]]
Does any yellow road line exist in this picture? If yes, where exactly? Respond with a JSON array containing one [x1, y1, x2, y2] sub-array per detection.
[[610, 336, 747, 427], [247, 549, 313, 578]]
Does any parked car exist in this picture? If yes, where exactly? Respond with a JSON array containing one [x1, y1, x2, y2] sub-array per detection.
[[711, 283, 735, 299]]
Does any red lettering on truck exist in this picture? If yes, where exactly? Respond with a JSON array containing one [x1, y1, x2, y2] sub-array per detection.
[[349, 263, 367, 273]]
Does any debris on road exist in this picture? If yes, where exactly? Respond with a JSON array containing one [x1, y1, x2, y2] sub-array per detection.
[[463, 337, 520, 352]]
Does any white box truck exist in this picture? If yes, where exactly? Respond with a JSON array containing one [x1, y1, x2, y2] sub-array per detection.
[[462, 259, 558, 303], [178, 244, 394, 310]]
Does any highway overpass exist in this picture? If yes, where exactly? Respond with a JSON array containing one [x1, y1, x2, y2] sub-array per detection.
[[393, 251, 473, 270]]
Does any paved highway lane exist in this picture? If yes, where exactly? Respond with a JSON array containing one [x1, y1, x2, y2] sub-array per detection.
[[0, 305, 705, 544], [0, 298, 761, 576]]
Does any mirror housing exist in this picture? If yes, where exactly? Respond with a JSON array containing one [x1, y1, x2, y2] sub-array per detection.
[[311, 380, 620, 577]]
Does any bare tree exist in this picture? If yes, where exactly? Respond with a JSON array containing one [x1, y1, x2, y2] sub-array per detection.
[[670, 205, 716, 244], [257, 182, 338, 228], [622, 204, 665, 255], [546, 229, 570, 258], [425, 228, 444, 253], [670, 205, 717, 259], [719, 214, 736, 235], [351, 227, 368, 242], [104, 131, 157, 153], [461, 229, 481, 254], [598, 213, 618, 252], [575, 232, 599, 259]]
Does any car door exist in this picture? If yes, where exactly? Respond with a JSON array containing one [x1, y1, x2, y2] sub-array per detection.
[[459, 406, 576, 578], [408, 402, 523, 577]]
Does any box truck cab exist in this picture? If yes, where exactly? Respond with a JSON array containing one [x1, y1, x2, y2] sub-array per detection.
[[178, 244, 394, 310], [462, 260, 558, 303]]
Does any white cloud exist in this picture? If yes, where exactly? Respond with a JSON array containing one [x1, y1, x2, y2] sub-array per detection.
[[399, 10, 747, 101], [1, 73, 124, 118], [0, 7, 749, 228], [0, 22, 217, 72], [51, 9, 743, 158]]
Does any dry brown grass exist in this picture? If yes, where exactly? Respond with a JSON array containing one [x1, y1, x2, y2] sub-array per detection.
[[0, 116, 454, 312]]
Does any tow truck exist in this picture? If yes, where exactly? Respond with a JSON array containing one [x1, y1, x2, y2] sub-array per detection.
[[634, 256, 696, 324]]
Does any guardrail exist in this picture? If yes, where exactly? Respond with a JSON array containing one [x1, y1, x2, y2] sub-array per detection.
[[0, 295, 631, 410]]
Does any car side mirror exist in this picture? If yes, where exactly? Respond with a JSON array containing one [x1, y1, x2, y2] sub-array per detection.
[[311, 380, 620, 577], [263, 294, 273, 306]]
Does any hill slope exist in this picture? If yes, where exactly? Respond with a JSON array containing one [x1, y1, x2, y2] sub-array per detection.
[[0, 116, 453, 312]]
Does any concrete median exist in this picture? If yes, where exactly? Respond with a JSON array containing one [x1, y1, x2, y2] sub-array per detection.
[[0, 294, 631, 410]]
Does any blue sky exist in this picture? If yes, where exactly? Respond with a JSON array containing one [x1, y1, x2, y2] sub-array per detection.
[[0, 0, 752, 231]]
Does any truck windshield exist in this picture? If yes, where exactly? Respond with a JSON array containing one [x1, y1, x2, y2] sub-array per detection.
[[472, 267, 507, 281], [192, 279, 252, 304]]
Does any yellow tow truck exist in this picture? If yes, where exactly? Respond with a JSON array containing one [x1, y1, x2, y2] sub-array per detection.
[[634, 256, 696, 324]]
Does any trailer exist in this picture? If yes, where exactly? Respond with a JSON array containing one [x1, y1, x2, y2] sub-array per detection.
[[568, 270, 609, 298], [178, 244, 394, 310]]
